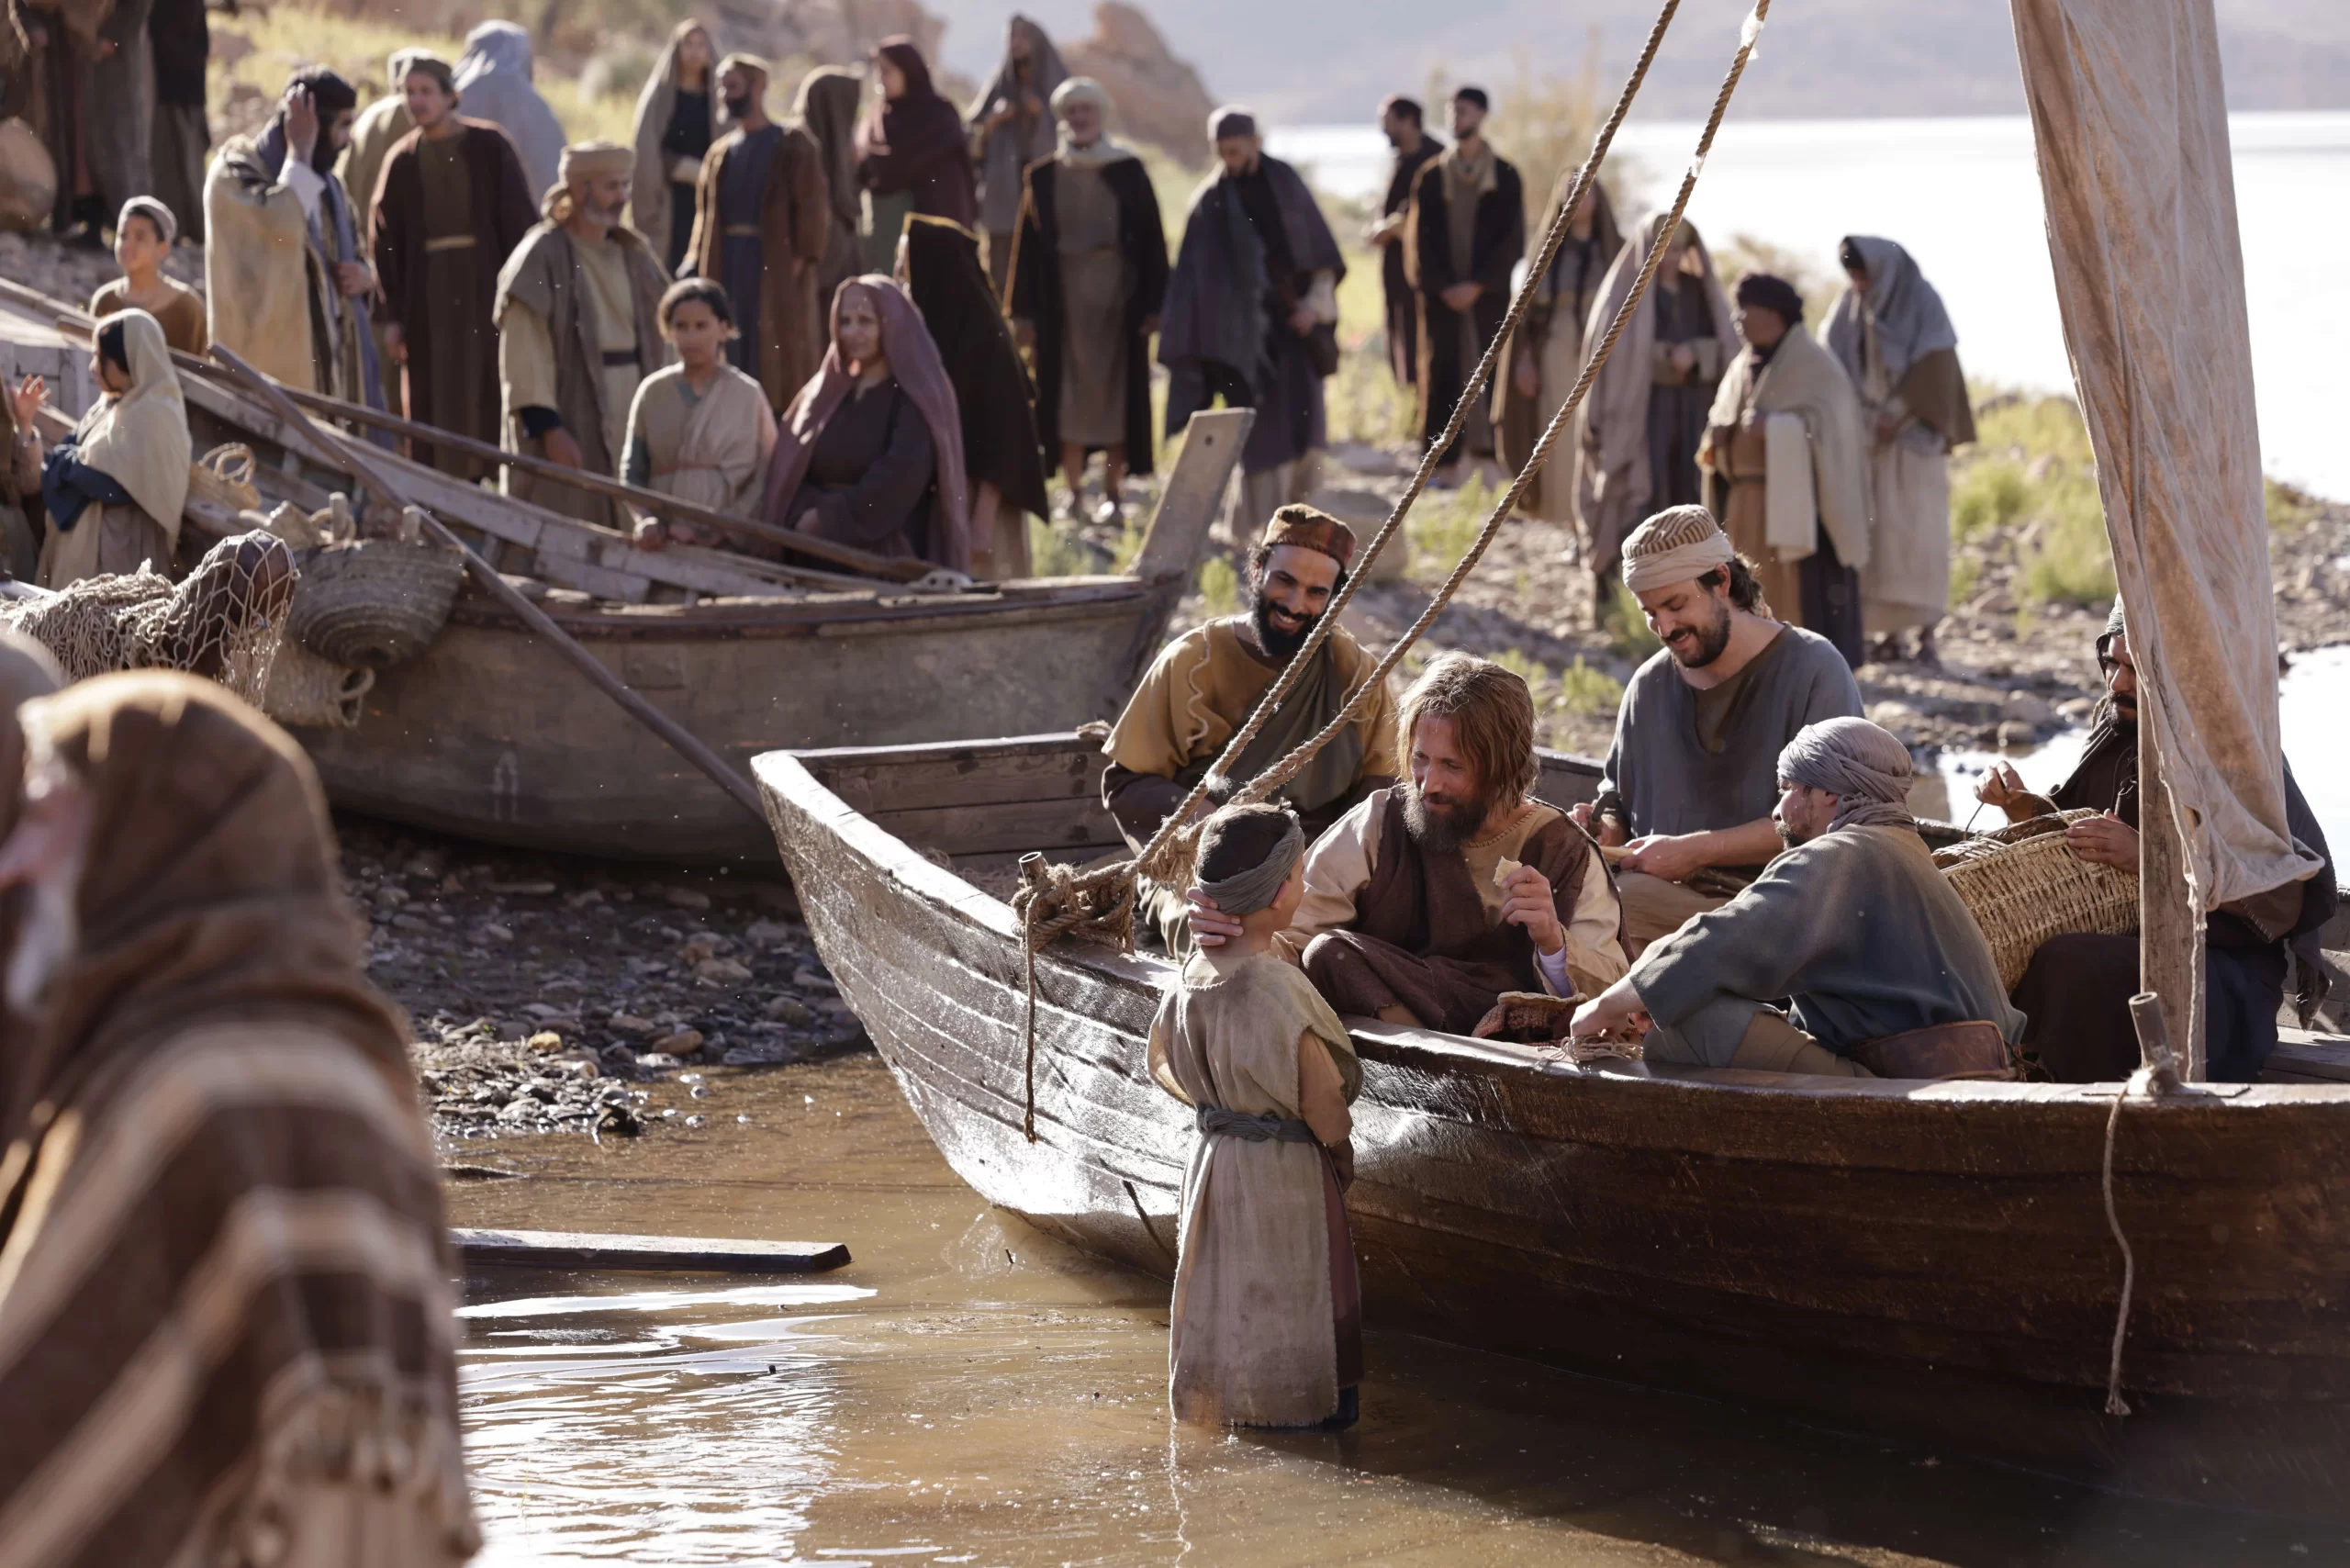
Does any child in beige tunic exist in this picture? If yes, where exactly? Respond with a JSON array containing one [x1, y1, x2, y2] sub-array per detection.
[[1148, 803, 1362, 1428]]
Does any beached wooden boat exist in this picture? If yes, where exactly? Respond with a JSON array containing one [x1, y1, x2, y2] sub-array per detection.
[[758, 730, 2350, 1519]]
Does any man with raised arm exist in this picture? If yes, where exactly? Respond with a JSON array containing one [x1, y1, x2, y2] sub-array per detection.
[[1574, 505, 1863, 950], [1104, 507, 1398, 951], [1573, 717, 2021, 1078], [1192, 653, 1628, 1034]]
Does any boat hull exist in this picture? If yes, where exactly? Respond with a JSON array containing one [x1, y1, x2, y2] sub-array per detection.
[[757, 734, 2350, 1519]]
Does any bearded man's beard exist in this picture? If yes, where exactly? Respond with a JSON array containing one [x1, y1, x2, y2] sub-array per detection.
[[1249, 589, 1318, 663], [724, 94, 753, 119], [1664, 596, 1734, 668], [1404, 775, 1497, 853]]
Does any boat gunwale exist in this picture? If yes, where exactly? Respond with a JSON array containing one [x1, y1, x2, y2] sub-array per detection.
[[444, 575, 1158, 640], [753, 741, 2350, 1114]]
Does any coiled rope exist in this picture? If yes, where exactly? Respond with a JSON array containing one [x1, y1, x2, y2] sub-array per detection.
[[1008, 0, 1772, 1140]]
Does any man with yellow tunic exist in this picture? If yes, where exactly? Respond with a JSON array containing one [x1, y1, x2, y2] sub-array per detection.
[[494, 140, 673, 527], [1698, 272, 1869, 668], [1103, 506, 1400, 950]]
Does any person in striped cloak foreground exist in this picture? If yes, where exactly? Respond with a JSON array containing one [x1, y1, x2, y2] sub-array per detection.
[[0, 669, 476, 1566]]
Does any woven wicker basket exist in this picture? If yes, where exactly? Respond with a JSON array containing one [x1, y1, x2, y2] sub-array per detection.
[[187, 443, 260, 512], [287, 540, 464, 669], [1940, 810, 2139, 990], [263, 640, 375, 729]]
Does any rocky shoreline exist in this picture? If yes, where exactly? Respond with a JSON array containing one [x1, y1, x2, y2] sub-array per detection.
[[340, 818, 866, 1143]]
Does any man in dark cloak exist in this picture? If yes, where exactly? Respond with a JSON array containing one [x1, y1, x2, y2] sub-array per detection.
[[1010, 76, 1167, 525], [373, 56, 539, 477], [1187, 652, 1628, 1031], [1160, 106, 1346, 536], [1409, 86, 1524, 478], [685, 52, 830, 414], [146, 0, 207, 242], [1578, 717, 2021, 1077], [1105, 510, 1397, 952], [1367, 95, 1440, 389], [966, 13, 1067, 297], [1979, 600, 2337, 1082]]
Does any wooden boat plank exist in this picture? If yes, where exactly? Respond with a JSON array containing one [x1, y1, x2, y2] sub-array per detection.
[[453, 1226, 850, 1271], [759, 733, 2350, 1516]]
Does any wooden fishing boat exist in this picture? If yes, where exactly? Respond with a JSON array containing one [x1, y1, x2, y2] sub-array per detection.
[[0, 281, 1246, 862], [757, 729, 2350, 1519]]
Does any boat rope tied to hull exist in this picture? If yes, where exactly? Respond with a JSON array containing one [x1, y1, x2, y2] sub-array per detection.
[[2100, 991, 2186, 1417], [1003, 0, 1770, 1139]]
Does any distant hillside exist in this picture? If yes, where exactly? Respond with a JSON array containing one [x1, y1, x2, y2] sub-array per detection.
[[933, 0, 2350, 126]]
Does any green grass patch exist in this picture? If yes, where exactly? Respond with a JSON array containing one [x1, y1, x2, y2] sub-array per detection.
[[2267, 476, 2323, 532], [1952, 390, 2113, 608], [1489, 648, 1626, 746], [1194, 554, 1240, 619], [1406, 476, 1493, 577], [1025, 519, 1095, 579], [1598, 583, 1661, 661]]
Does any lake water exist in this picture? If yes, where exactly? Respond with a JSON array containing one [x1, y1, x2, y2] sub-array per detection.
[[1267, 113, 2350, 500], [452, 1057, 2344, 1565]]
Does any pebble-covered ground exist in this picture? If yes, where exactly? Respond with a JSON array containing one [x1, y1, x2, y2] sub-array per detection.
[[340, 817, 867, 1145]]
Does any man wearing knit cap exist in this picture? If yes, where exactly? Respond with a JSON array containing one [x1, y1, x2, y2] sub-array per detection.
[[372, 53, 539, 471], [683, 53, 830, 413], [1192, 652, 1628, 1034], [1574, 716, 2020, 1077], [495, 140, 674, 527], [1104, 506, 1400, 951], [205, 68, 386, 411], [1697, 270, 1870, 666], [1575, 504, 1862, 950]]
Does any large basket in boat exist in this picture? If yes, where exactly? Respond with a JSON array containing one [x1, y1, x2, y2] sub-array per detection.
[[287, 539, 464, 669], [1939, 810, 2138, 990]]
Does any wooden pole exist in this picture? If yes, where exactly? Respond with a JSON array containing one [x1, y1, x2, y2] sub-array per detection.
[[208, 344, 769, 824], [2137, 702, 2207, 1080]]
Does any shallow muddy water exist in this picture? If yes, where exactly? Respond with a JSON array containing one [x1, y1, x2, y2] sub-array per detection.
[[449, 1057, 2344, 1566]]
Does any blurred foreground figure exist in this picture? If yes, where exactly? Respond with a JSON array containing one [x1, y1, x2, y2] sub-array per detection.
[[0, 671, 477, 1566]]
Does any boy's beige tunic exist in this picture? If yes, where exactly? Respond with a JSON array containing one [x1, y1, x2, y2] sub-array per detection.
[[1148, 953, 1359, 1427]]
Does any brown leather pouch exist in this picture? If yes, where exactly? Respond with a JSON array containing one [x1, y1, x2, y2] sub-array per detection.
[[1852, 1021, 2016, 1081]]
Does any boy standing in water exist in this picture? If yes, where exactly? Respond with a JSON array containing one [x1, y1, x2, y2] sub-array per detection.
[[1148, 804, 1363, 1428]]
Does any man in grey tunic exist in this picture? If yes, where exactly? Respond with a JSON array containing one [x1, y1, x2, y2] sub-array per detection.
[[1573, 505, 1863, 948], [1572, 717, 2022, 1077]]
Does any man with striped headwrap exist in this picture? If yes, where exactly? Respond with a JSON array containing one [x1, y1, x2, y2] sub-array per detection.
[[1575, 504, 1862, 951], [1573, 715, 2020, 1077]]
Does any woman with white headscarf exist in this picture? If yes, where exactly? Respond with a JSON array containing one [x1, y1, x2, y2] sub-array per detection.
[[19, 308, 190, 588], [453, 20, 567, 198], [1821, 235, 1975, 663]]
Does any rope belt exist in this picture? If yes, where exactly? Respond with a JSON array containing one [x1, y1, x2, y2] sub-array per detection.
[[600, 349, 642, 367], [722, 224, 761, 237], [423, 235, 476, 252], [1196, 1106, 1316, 1144]]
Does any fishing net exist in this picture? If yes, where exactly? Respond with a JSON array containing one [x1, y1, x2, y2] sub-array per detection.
[[0, 532, 298, 707]]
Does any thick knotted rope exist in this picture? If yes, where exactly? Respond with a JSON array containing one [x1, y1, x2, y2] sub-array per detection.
[[1006, 0, 1773, 1138]]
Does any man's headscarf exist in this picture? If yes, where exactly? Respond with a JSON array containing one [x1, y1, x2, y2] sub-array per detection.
[[285, 66, 358, 173], [1261, 505, 1357, 572], [116, 195, 175, 246], [1619, 504, 1734, 594], [454, 20, 566, 196], [1778, 716, 1916, 832], [1734, 271, 1806, 326], [1209, 105, 1257, 143]]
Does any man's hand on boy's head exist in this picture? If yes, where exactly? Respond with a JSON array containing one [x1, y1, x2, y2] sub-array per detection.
[[1184, 889, 1244, 948]]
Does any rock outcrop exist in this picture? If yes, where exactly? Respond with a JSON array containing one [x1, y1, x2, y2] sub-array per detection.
[[1060, 3, 1215, 166], [711, 0, 946, 77]]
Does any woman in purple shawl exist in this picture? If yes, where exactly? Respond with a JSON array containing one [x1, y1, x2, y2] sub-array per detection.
[[761, 275, 972, 572], [856, 37, 977, 230]]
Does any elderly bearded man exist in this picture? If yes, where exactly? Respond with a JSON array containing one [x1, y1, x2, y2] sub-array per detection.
[[1104, 506, 1399, 951], [1574, 716, 2020, 1078], [497, 140, 674, 527], [1575, 505, 1862, 950], [1192, 653, 1628, 1033]]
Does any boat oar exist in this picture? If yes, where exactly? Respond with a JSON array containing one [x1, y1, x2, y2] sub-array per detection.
[[208, 343, 767, 823]]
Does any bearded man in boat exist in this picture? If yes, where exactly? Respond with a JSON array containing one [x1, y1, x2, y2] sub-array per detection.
[[1977, 599, 2337, 1082], [1574, 716, 2021, 1077], [1102, 506, 1401, 951], [1191, 652, 1628, 1033], [1572, 505, 1863, 952]]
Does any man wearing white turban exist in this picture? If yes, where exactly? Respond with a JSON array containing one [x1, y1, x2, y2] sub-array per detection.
[[1572, 716, 2022, 1078], [1572, 505, 1862, 949]]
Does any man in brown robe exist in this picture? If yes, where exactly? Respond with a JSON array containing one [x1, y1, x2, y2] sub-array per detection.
[[1010, 76, 1168, 522], [1367, 95, 1440, 389], [1408, 86, 1524, 480], [496, 140, 673, 527], [1192, 653, 1628, 1034], [685, 53, 830, 414], [1104, 508, 1399, 951], [373, 56, 538, 476]]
